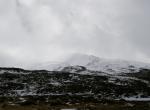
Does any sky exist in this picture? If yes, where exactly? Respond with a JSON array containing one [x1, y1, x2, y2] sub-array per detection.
[[0, 0, 150, 67]]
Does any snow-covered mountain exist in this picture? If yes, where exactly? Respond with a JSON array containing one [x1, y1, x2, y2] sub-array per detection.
[[29, 54, 150, 74], [0, 55, 150, 103]]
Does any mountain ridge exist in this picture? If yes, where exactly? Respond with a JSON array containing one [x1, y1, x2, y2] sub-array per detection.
[[28, 54, 150, 74]]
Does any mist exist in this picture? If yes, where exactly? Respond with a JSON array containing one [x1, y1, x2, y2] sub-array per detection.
[[0, 0, 150, 67]]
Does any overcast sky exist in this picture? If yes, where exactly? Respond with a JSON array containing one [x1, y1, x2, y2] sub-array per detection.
[[0, 0, 150, 67]]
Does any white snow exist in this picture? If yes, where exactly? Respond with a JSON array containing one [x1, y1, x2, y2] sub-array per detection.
[[29, 53, 150, 74], [49, 82, 61, 86], [123, 97, 150, 101], [19, 97, 27, 102], [0, 70, 30, 74]]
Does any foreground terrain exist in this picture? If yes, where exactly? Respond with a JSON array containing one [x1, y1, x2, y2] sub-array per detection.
[[0, 101, 150, 110], [0, 66, 150, 109]]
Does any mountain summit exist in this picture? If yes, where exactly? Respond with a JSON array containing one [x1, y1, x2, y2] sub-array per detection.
[[29, 54, 150, 74]]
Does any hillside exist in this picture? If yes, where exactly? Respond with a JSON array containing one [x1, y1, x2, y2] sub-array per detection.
[[0, 66, 150, 104]]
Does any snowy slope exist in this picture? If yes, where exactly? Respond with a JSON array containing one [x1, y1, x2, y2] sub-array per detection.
[[29, 54, 150, 74]]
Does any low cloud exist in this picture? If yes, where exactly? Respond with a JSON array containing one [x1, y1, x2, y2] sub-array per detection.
[[0, 0, 150, 67]]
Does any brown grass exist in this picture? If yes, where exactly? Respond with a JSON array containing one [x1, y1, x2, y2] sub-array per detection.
[[0, 102, 150, 110]]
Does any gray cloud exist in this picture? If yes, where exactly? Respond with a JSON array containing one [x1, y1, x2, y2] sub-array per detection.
[[0, 0, 150, 67]]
